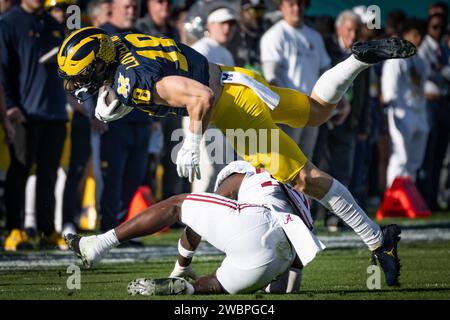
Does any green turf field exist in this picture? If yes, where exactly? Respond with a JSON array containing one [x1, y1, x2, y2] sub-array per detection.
[[0, 221, 449, 300]]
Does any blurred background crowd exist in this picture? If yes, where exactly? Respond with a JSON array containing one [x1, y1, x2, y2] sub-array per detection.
[[0, 0, 449, 251]]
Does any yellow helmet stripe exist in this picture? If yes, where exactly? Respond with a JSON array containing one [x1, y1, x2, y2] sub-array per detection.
[[58, 28, 105, 76], [59, 27, 98, 55], [57, 27, 99, 73]]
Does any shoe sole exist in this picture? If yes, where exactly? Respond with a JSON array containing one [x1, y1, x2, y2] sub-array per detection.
[[128, 278, 187, 296], [352, 39, 416, 61]]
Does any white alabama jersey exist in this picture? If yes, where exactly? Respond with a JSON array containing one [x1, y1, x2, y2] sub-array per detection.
[[238, 171, 312, 227], [238, 170, 325, 266]]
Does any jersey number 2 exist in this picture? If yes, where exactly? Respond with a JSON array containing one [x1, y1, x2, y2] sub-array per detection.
[[125, 34, 189, 72]]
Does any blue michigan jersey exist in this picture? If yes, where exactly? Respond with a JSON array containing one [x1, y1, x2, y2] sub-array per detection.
[[110, 33, 210, 117]]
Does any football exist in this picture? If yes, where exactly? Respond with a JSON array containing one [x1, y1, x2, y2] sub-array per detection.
[[98, 85, 117, 105]]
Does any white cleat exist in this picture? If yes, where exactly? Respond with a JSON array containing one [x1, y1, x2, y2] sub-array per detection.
[[127, 277, 190, 296], [64, 234, 103, 268]]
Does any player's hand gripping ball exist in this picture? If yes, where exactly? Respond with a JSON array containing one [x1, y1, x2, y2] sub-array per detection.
[[95, 85, 133, 122]]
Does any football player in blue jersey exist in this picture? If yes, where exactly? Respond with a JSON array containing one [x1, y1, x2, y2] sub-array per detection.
[[58, 26, 415, 286]]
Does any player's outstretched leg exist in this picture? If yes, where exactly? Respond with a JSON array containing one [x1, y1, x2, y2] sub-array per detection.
[[65, 194, 188, 267], [65, 230, 119, 268], [309, 39, 416, 126], [295, 162, 401, 286]]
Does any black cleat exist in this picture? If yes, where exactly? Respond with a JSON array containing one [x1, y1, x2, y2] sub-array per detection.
[[372, 224, 402, 286], [64, 233, 83, 260], [127, 277, 189, 296], [352, 38, 416, 64]]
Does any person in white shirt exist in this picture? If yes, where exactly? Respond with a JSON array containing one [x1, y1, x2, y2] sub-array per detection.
[[192, 7, 236, 66], [186, 7, 239, 193], [382, 18, 430, 187], [260, 0, 331, 159]]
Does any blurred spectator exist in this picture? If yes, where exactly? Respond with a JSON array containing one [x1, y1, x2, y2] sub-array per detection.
[[385, 10, 406, 38], [382, 18, 429, 187], [135, 0, 179, 40], [61, 0, 111, 236], [61, 96, 107, 236], [312, 15, 334, 40], [134, 0, 188, 201], [428, 1, 448, 18], [260, 0, 330, 159], [44, 0, 76, 24], [171, 1, 194, 44], [417, 12, 450, 210], [349, 6, 383, 208], [228, 0, 266, 70], [0, 84, 15, 145], [0, 0, 13, 15], [193, 7, 236, 66], [313, 10, 370, 230], [87, 0, 111, 27], [97, 0, 152, 232], [0, 0, 68, 250], [186, 6, 237, 193]]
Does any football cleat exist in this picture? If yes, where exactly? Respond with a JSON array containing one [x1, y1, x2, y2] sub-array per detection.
[[371, 224, 402, 286], [127, 277, 190, 296], [40, 231, 68, 250], [64, 233, 100, 268], [4, 229, 33, 251], [352, 38, 416, 64]]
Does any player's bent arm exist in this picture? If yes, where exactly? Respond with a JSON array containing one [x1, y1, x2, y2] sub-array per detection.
[[155, 76, 215, 134]]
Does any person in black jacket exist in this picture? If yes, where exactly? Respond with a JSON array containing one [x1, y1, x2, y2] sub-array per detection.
[[0, 0, 68, 250], [135, 0, 189, 201], [95, 0, 152, 232]]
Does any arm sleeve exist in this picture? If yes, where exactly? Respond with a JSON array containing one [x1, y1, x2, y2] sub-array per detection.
[[381, 60, 401, 104], [0, 21, 21, 109]]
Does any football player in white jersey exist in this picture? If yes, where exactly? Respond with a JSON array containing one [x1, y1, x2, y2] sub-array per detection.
[[65, 160, 326, 295], [65, 160, 400, 295]]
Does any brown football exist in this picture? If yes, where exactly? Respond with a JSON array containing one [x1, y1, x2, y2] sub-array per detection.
[[98, 85, 117, 105]]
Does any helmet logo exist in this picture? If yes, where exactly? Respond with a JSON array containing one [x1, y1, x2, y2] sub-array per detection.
[[117, 73, 131, 99]]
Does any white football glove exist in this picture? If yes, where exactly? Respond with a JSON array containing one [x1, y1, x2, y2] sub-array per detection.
[[169, 260, 198, 280], [95, 91, 133, 123], [176, 131, 202, 183]]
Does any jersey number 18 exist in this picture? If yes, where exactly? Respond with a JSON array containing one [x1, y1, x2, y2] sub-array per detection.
[[125, 34, 189, 72]]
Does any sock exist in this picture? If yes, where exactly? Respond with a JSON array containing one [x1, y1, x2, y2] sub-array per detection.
[[319, 179, 383, 251], [170, 260, 198, 280], [264, 266, 303, 293], [286, 268, 303, 293], [95, 229, 120, 254], [313, 55, 371, 104], [178, 239, 196, 259]]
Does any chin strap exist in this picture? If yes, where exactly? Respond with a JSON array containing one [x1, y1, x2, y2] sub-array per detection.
[[74, 87, 89, 104]]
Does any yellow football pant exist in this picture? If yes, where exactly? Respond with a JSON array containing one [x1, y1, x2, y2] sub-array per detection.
[[212, 66, 311, 183]]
